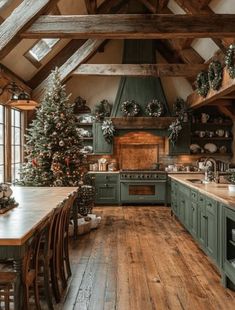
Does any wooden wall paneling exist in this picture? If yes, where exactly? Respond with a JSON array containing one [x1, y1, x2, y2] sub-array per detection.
[[0, 0, 60, 59], [22, 14, 235, 39]]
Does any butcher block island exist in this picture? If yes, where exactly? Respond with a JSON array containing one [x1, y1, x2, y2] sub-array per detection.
[[169, 174, 235, 290]]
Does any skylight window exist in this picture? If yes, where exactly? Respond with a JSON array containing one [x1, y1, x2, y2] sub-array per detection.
[[28, 38, 60, 62]]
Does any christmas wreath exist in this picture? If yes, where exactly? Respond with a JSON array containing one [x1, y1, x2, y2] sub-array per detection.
[[196, 71, 210, 97], [101, 119, 115, 144], [208, 60, 223, 90], [94, 99, 112, 120], [121, 100, 140, 117], [145, 99, 164, 117], [225, 45, 235, 79]]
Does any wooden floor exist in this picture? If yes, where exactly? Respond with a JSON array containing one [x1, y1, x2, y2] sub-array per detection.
[[60, 206, 235, 310]]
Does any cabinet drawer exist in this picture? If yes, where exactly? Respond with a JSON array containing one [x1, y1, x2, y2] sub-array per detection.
[[95, 173, 119, 183], [191, 190, 198, 201]]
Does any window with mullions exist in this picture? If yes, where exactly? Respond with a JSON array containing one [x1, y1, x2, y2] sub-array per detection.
[[11, 109, 23, 182], [0, 105, 4, 182]]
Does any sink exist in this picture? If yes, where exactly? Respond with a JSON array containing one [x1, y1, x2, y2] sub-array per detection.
[[186, 178, 206, 184]]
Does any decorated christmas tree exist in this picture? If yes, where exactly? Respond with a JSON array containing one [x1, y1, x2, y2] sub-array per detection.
[[19, 68, 86, 186]]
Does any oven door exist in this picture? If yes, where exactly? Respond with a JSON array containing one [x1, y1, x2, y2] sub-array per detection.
[[120, 180, 166, 204]]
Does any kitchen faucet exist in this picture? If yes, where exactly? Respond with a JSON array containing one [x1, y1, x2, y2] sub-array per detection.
[[204, 157, 218, 183]]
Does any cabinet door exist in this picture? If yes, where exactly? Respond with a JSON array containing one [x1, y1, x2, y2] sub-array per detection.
[[169, 123, 191, 155], [178, 194, 186, 223], [198, 194, 207, 247], [190, 201, 198, 238], [93, 122, 113, 155], [206, 199, 218, 261], [95, 183, 118, 204]]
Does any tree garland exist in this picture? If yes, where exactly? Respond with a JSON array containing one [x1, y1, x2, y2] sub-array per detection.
[[121, 100, 140, 117], [225, 45, 235, 79], [145, 99, 164, 117], [208, 60, 223, 90], [101, 119, 115, 144], [196, 71, 210, 97]]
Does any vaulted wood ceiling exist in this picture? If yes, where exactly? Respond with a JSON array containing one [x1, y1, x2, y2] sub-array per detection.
[[0, 0, 235, 109]]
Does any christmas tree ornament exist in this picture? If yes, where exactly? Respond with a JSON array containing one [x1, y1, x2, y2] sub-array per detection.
[[59, 140, 65, 147]]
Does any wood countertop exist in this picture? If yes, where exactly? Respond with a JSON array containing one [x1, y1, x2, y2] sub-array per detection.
[[169, 174, 235, 209]]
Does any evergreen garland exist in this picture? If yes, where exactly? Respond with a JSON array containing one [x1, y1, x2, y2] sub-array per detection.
[[225, 45, 235, 79], [208, 60, 223, 90], [121, 100, 140, 117], [196, 71, 210, 97], [168, 118, 183, 146], [145, 99, 164, 117]]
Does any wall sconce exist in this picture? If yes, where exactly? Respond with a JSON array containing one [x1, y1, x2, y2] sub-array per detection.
[[0, 81, 38, 111]]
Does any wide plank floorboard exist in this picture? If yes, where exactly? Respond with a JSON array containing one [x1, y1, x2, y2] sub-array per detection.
[[59, 206, 235, 310]]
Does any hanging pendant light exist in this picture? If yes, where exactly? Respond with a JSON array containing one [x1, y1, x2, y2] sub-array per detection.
[[7, 91, 38, 111], [0, 81, 38, 111]]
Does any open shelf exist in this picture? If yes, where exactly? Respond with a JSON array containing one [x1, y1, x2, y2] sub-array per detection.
[[77, 122, 93, 126], [191, 137, 232, 141]]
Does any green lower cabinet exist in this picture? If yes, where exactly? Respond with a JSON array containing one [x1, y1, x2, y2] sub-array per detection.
[[222, 207, 235, 287], [198, 194, 207, 248], [189, 191, 198, 238], [171, 181, 178, 215], [205, 197, 218, 262], [177, 184, 190, 228], [94, 173, 119, 204]]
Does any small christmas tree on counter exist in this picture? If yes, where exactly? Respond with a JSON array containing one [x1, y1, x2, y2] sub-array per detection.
[[19, 68, 86, 186]]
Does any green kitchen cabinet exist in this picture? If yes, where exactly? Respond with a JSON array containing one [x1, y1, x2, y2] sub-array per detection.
[[198, 193, 207, 248], [94, 173, 119, 204], [205, 197, 218, 262], [169, 123, 191, 155], [222, 206, 235, 288], [93, 122, 113, 154], [171, 180, 178, 216], [177, 183, 190, 227], [189, 190, 198, 238]]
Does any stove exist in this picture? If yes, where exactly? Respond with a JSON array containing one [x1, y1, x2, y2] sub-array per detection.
[[119, 170, 167, 205]]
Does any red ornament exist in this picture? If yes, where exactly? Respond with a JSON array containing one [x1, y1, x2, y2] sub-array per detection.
[[65, 157, 70, 166], [32, 159, 38, 167]]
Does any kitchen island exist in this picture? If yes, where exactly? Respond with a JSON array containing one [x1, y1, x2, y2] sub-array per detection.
[[169, 174, 235, 290]]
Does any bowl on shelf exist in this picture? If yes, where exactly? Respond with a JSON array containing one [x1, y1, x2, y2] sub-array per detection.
[[204, 143, 217, 154]]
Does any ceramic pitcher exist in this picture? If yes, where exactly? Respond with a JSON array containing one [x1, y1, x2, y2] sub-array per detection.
[[201, 113, 209, 123]]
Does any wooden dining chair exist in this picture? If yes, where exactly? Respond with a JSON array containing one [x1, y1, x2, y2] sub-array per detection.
[[38, 205, 62, 309], [0, 267, 17, 310], [22, 215, 51, 310], [50, 192, 77, 302]]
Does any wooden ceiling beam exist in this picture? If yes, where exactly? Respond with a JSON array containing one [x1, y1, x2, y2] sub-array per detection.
[[72, 63, 208, 77], [0, 0, 60, 60], [0, 0, 14, 13], [187, 68, 235, 109], [22, 14, 235, 39], [85, 0, 97, 14], [174, 0, 226, 55], [27, 39, 86, 89], [137, 0, 169, 13], [32, 38, 105, 100], [29, 0, 127, 90]]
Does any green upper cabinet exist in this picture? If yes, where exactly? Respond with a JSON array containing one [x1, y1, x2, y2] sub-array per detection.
[[169, 123, 191, 155], [93, 122, 113, 155]]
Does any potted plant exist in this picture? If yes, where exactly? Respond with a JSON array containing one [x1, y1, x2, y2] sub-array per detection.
[[226, 171, 235, 192]]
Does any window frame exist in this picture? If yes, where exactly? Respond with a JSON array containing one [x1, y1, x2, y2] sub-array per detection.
[[24, 38, 60, 68], [0, 105, 5, 183]]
